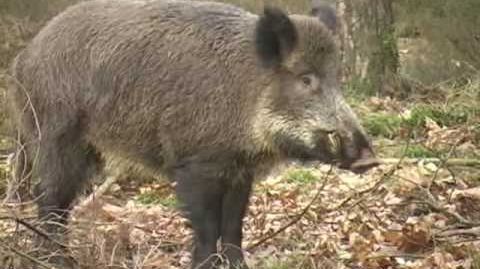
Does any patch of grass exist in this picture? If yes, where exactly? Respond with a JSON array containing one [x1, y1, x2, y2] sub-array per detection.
[[258, 256, 316, 269], [465, 246, 480, 269], [261, 261, 297, 269], [353, 78, 480, 141], [361, 101, 480, 140], [159, 196, 179, 208], [0, 163, 7, 197], [473, 123, 480, 144], [400, 103, 479, 140], [404, 104, 476, 129], [136, 191, 178, 208], [362, 113, 403, 139], [0, 136, 10, 197], [344, 76, 376, 101], [135, 191, 161, 205], [473, 252, 480, 269], [284, 168, 317, 185], [403, 105, 436, 129], [403, 145, 439, 158]]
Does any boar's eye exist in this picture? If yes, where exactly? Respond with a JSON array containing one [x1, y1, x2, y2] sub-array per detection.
[[301, 75, 312, 86], [300, 73, 318, 89]]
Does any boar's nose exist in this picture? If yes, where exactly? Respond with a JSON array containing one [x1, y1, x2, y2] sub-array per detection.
[[348, 147, 381, 174], [338, 130, 381, 174]]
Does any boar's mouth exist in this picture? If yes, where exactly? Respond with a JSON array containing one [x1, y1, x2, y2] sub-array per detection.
[[277, 131, 380, 174], [322, 131, 381, 174]]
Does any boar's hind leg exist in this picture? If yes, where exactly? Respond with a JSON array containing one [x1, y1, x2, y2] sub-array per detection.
[[221, 175, 253, 269], [173, 158, 224, 269], [33, 122, 101, 265]]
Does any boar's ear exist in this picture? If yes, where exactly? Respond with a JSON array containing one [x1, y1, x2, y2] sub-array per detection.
[[255, 7, 298, 68], [311, 4, 337, 33]]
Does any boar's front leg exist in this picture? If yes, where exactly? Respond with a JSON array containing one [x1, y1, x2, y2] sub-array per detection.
[[173, 157, 224, 269], [221, 174, 253, 269]]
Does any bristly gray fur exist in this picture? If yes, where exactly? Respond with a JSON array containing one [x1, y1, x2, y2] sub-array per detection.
[[7, 1, 376, 268]]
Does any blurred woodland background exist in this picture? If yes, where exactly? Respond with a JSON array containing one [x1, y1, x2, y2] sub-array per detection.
[[0, 1, 479, 269]]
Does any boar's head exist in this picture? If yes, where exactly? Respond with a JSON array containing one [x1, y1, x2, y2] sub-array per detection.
[[254, 7, 379, 173]]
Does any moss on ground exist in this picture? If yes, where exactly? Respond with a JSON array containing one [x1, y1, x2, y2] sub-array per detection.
[[284, 168, 318, 185], [135, 190, 179, 208], [362, 112, 403, 139]]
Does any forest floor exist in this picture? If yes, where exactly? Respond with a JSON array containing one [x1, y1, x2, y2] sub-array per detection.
[[0, 85, 479, 269]]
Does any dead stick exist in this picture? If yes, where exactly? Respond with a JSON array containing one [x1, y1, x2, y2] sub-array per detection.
[[436, 226, 480, 237], [367, 252, 425, 259], [381, 158, 480, 167]]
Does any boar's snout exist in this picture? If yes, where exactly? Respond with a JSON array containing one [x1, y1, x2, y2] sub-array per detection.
[[336, 130, 381, 174]]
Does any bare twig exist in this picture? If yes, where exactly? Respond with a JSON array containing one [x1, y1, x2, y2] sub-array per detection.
[[246, 166, 333, 251], [0, 244, 58, 269], [336, 174, 389, 210], [334, 160, 399, 211], [396, 172, 480, 228], [436, 226, 480, 237], [418, 188, 480, 227], [367, 251, 426, 260], [0, 216, 70, 249], [428, 141, 459, 190], [1, 73, 43, 204], [446, 238, 480, 245], [318, 140, 411, 225], [2, 73, 42, 142]]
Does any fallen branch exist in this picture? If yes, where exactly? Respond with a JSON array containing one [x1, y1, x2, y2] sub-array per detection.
[[436, 226, 480, 237], [367, 251, 425, 260], [452, 187, 480, 201], [381, 158, 480, 167]]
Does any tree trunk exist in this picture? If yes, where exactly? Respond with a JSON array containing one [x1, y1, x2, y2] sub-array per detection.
[[337, 0, 399, 97], [337, 0, 355, 83], [366, 0, 399, 96]]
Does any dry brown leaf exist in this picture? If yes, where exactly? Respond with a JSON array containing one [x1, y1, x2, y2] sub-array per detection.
[[398, 221, 432, 253]]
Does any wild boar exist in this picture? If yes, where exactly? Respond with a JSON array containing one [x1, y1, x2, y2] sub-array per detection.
[[7, 0, 379, 268]]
